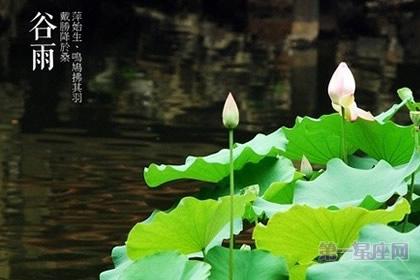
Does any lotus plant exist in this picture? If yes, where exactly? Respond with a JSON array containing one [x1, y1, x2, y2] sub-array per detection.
[[402, 111, 420, 232], [101, 70, 420, 279], [222, 92, 239, 280]]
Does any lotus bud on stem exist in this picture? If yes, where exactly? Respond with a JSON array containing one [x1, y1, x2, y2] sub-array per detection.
[[328, 62, 375, 163], [222, 92, 239, 280], [328, 62, 374, 122], [402, 111, 420, 232], [328, 63, 354, 163], [223, 93, 239, 129]]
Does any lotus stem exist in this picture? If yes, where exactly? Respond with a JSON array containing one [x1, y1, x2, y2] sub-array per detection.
[[402, 125, 419, 232], [222, 92, 238, 280], [340, 106, 348, 164], [402, 173, 415, 232], [228, 129, 234, 280]]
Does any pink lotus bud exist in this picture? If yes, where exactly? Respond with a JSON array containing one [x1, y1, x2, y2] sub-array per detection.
[[328, 62, 374, 121], [328, 62, 356, 107], [222, 93, 239, 129], [300, 155, 313, 177]]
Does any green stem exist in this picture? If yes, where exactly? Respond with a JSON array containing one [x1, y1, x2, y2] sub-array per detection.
[[402, 173, 415, 232], [402, 126, 419, 232], [340, 106, 348, 164], [228, 129, 234, 280]]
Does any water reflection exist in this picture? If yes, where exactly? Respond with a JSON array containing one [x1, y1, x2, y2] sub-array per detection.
[[0, 1, 420, 279]]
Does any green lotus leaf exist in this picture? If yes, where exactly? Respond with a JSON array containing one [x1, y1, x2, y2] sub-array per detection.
[[282, 114, 357, 164], [282, 114, 414, 165], [293, 152, 420, 208], [205, 246, 288, 280], [126, 192, 256, 260], [228, 156, 295, 195], [347, 118, 414, 166], [307, 224, 420, 279], [100, 246, 210, 280], [253, 198, 410, 278], [199, 156, 296, 199], [144, 129, 287, 187], [253, 153, 419, 216]]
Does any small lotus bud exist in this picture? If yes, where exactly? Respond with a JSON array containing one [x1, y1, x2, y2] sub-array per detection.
[[328, 62, 355, 107], [222, 93, 239, 129], [410, 111, 420, 127], [300, 155, 313, 177]]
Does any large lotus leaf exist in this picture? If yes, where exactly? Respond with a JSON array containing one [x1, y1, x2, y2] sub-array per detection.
[[199, 156, 296, 199], [307, 224, 420, 279], [127, 192, 256, 260], [226, 156, 295, 195], [347, 118, 414, 166], [282, 114, 414, 165], [144, 129, 287, 187], [205, 246, 288, 280], [253, 154, 419, 217], [100, 246, 210, 280], [253, 199, 410, 270], [293, 152, 420, 208], [282, 114, 356, 164]]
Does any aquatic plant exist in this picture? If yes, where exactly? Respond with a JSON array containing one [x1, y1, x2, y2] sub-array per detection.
[[222, 92, 240, 280], [101, 63, 420, 280]]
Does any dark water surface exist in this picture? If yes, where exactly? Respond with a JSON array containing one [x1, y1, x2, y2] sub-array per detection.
[[1, 1, 420, 279]]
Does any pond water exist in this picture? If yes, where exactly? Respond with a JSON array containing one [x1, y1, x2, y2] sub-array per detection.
[[0, 1, 420, 279]]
